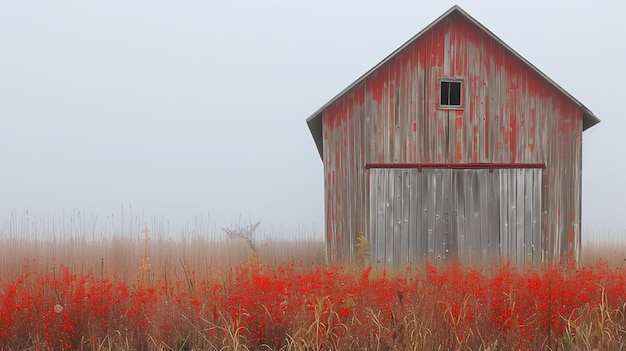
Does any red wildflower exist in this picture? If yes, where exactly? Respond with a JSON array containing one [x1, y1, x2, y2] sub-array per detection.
[[339, 307, 351, 318]]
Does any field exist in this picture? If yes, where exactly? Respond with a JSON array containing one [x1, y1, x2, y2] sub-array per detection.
[[1, 213, 626, 350]]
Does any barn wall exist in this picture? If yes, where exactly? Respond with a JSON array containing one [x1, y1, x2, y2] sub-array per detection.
[[369, 168, 543, 266], [321, 12, 584, 264], [322, 84, 372, 262]]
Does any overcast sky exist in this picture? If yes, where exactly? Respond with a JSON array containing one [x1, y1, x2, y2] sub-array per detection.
[[0, 1, 624, 239]]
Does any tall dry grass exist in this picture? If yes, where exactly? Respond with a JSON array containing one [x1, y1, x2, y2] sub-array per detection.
[[2, 212, 626, 350], [581, 228, 626, 267], [1, 213, 622, 294], [3, 212, 626, 279], [0, 211, 325, 282]]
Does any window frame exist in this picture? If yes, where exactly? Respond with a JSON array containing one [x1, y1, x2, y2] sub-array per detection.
[[438, 78, 464, 110]]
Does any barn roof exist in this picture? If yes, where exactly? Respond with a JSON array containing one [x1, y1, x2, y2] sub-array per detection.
[[306, 5, 601, 158]]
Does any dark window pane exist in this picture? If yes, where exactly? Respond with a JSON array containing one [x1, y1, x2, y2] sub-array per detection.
[[440, 81, 450, 105], [450, 82, 461, 105]]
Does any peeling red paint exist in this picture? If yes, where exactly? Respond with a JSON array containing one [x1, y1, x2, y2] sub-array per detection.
[[484, 101, 490, 159], [510, 112, 517, 163], [371, 72, 384, 102], [314, 7, 593, 263]]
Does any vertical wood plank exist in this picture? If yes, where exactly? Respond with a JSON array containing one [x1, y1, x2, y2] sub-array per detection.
[[500, 169, 510, 263], [489, 169, 501, 264], [420, 170, 429, 261], [453, 171, 464, 262], [471, 170, 482, 266], [479, 169, 490, 265], [427, 170, 437, 262], [516, 169, 525, 265], [408, 170, 419, 263], [386, 170, 395, 265], [368, 169, 376, 265], [392, 171, 403, 265], [400, 170, 411, 265], [532, 169, 542, 266], [376, 169, 388, 264], [443, 169, 454, 263], [524, 169, 533, 263], [434, 170, 446, 264], [449, 171, 460, 262]]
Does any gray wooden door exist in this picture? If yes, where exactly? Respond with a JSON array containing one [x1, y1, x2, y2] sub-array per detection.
[[369, 168, 542, 266]]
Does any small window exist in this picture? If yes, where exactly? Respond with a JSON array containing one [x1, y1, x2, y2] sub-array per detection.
[[440, 79, 462, 107]]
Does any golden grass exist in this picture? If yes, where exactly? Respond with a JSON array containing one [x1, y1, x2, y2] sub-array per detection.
[[0, 211, 325, 282], [2, 212, 625, 279], [1, 212, 626, 350]]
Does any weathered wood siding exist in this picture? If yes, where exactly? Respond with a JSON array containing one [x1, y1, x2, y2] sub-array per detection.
[[321, 11, 584, 264], [369, 167, 542, 266]]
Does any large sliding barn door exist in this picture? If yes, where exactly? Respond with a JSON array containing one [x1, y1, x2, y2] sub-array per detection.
[[369, 168, 542, 266]]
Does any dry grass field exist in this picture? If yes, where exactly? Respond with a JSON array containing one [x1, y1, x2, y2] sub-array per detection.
[[1, 212, 625, 350]]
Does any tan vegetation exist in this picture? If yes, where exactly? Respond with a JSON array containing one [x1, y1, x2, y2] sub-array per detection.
[[1, 212, 626, 350]]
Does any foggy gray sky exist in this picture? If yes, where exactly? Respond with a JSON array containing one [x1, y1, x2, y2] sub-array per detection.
[[0, 1, 624, 238]]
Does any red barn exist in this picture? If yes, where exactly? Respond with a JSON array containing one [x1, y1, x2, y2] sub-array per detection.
[[306, 6, 600, 266]]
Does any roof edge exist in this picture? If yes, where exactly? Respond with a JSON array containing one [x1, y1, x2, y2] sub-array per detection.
[[583, 107, 601, 131], [306, 5, 600, 158], [307, 112, 323, 158], [306, 5, 463, 127]]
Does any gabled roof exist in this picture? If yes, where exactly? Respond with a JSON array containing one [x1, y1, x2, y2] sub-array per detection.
[[306, 5, 600, 158]]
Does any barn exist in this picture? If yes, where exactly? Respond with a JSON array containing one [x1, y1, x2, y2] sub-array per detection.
[[306, 6, 600, 267]]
